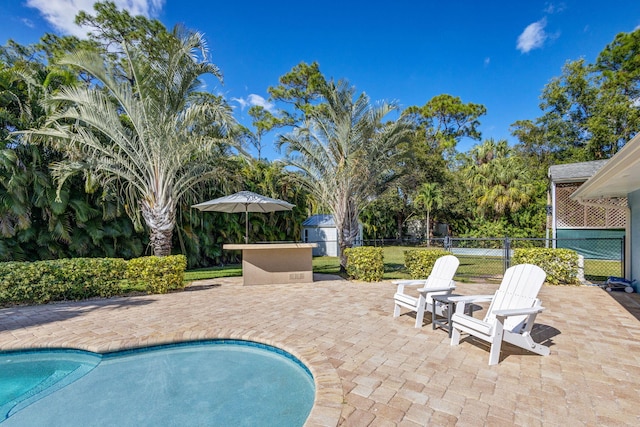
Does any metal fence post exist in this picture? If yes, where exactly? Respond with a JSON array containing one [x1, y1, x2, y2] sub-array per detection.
[[621, 235, 626, 278], [503, 237, 511, 272]]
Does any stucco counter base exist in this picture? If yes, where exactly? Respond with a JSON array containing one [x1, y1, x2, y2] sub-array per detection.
[[223, 243, 317, 285]]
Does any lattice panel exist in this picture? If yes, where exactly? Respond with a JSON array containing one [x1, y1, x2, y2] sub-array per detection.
[[606, 205, 627, 227], [554, 183, 626, 228], [586, 205, 606, 227]]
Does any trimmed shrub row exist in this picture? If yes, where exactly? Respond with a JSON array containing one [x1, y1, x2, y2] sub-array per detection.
[[344, 247, 384, 282], [403, 249, 449, 279], [126, 255, 187, 294], [0, 255, 187, 305], [401, 247, 580, 285], [512, 248, 579, 285]]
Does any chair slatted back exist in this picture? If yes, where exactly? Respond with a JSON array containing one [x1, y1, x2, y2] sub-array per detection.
[[424, 255, 460, 288], [484, 264, 547, 331]]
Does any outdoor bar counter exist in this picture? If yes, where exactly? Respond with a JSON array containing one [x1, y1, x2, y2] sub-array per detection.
[[223, 243, 317, 285]]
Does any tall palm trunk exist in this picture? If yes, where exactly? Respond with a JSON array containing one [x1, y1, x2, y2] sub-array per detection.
[[426, 209, 431, 247], [335, 199, 359, 271], [141, 198, 176, 256]]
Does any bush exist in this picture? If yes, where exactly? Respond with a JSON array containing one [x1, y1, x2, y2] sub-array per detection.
[[0, 255, 187, 305], [125, 255, 187, 294], [0, 260, 60, 304], [0, 258, 127, 305], [404, 249, 449, 279], [344, 247, 384, 282], [58, 258, 128, 299], [512, 248, 579, 285]]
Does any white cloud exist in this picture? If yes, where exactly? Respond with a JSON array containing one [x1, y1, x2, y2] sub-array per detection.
[[232, 94, 276, 113], [484, 57, 490, 67], [544, 2, 566, 14], [517, 18, 548, 53], [25, 0, 164, 37], [232, 98, 248, 110], [21, 18, 35, 28]]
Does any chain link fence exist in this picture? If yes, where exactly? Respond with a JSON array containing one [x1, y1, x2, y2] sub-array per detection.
[[360, 236, 624, 283]]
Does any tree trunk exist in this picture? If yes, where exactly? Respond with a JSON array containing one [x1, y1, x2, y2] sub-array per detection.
[[141, 199, 176, 256], [149, 227, 174, 256], [426, 210, 431, 247], [339, 243, 348, 273], [336, 201, 360, 272]]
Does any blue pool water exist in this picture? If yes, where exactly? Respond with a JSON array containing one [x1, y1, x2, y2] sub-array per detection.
[[0, 341, 315, 426]]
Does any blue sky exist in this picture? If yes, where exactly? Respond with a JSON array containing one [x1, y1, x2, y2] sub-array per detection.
[[2, 1, 640, 159]]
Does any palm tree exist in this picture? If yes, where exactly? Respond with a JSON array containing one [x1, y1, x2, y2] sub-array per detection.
[[474, 160, 532, 217], [22, 27, 236, 256], [469, 138, 509, 166], [413, 182, 443, 244], [464, 139, 533, 220], [278, 80, 410, 270]]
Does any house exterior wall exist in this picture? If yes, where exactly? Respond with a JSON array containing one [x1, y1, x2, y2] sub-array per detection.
[[629, 188, 640, 286]]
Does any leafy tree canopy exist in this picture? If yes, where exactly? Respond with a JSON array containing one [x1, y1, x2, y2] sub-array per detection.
[[514, 28, 640, 164], [404, 94, 486, 156], [267, 61, 327, 124]]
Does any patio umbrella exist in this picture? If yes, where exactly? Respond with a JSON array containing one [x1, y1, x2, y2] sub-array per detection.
[[192, 191, 295, 243]]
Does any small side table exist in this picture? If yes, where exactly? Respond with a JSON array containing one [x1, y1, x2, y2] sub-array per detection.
[[431, 293, 474, 337], [431, 294, 460, 338]]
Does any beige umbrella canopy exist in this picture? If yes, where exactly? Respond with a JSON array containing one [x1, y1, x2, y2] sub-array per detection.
[[192, 191, 295, 243]]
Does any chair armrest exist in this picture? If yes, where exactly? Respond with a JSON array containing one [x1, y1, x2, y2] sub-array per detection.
[[392, 280, 426, 295], [448, 295, 494, 303], [450, 294, 494, 314], [392, 280, 426, 286], [417, 285, 455, 293], [493, 307, 545, 317]]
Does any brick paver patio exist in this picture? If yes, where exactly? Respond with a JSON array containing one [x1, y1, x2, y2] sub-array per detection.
[[2, 275, 640, 426]]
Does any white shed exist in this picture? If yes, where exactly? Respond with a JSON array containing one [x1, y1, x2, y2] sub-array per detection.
[[302, 214, 363, 257]]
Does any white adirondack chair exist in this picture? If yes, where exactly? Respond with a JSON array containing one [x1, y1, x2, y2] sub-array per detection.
[[392, 255, 460, 328], [450, 263, 550, 365]]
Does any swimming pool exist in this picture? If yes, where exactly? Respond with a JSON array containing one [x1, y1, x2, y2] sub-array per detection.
[[0, 340, 315, 426]]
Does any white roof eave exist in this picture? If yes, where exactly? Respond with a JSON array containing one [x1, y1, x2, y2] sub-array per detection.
[[572, 133, 640, 201]]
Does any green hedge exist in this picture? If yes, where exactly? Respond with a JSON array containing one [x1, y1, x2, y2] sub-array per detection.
[[404, 249, 449, 279], [126, 255, 187, 294], [344, 246, 384, 282], [0, 255, 187, 305], [512, 248, 579, 285], [0, 258, 127, 304]]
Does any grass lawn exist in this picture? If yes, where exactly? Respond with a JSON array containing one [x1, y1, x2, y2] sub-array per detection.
[[182, 252, 398, 282], [183, 246, 623, 284], [584, 259, 624, 283], [182, 247, 501, 282], [185, 247, 442, 282], [184, 266, 243, 282]]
